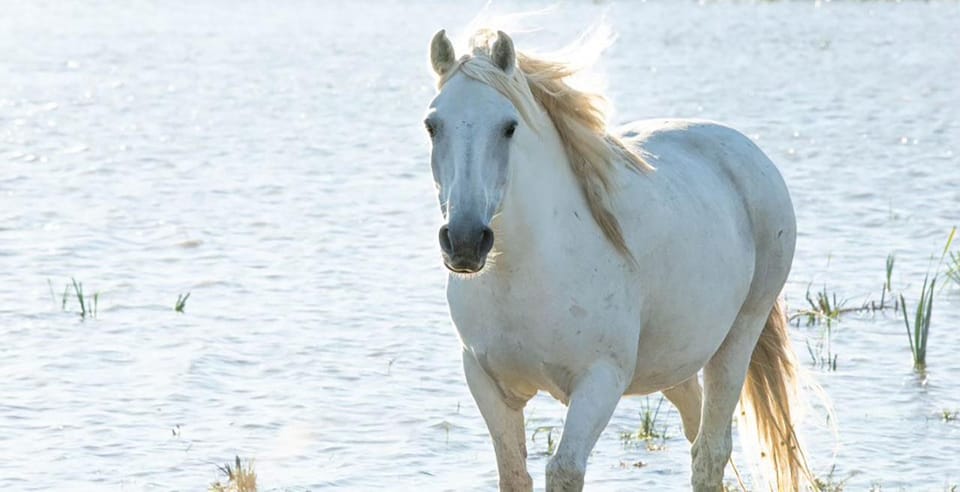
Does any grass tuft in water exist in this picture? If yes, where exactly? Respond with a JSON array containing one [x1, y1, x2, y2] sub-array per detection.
[[791, 282, 897, 328], [175, 292, 191, 313], [531, 426, 558, 456], [900, 275, 935, 371], [798, 284, 842, 370], [209, 456, 257, 492], [49, 277, 99, 319], [899, 228, 956, 371], [620, 396, 669, 451], [801, 284, 846, 326]]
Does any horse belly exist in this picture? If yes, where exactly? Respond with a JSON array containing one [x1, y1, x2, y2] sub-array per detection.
[[626, 313, 738, 395], [625, 235, 755, 395]]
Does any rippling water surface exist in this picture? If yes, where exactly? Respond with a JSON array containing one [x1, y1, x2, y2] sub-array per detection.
[[2, 1, 959, 490]]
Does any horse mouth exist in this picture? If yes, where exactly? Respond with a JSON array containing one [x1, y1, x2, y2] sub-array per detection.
[[443, 257, 486, 275]]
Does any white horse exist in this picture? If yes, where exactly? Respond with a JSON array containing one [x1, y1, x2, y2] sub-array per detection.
[[424, 27, 814, 492]]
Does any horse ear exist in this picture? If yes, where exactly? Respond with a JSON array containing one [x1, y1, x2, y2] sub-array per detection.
[[491, 30, 516, 74], [430, 29, 456, 77]]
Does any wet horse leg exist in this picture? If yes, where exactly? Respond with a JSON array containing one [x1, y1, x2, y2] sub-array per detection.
[[463, 351, 533, 492], [546, 362, 628, 492], [692, 311, 768, 491]]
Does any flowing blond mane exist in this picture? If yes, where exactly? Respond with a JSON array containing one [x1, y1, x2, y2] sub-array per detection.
[[436, 29, 654, 261]]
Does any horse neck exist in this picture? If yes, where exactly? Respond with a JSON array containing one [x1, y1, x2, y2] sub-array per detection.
[[490, 110, 588, 270]]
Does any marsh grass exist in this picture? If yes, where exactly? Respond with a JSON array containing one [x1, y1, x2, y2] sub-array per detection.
[[531, 426, 558, 456], [620, 396, 669, 451], [900, 227, 956, 371], [797, 285, 844, 370], [175, 292, 191, 313], [49, 277, 99, 319], [209, 456, 257, 492], [791, 283, 898, 329], [796, 251, 914, 371], [795, 284, 847, 326], [811, 464, 859, 491], [875, 253, 900, 310], [900, 276, 935, 370]]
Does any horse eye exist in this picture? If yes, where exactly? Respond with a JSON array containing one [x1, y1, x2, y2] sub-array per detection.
[[504, 122, 517, 138]]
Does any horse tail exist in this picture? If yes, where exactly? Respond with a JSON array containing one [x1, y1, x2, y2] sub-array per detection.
[[737, 298, 823, 491]]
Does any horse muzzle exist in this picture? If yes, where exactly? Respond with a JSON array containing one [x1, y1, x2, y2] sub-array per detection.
[[439, 223, 494, 274]]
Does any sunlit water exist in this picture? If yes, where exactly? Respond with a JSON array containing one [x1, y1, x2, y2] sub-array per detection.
[[1, 1, 959, 490]]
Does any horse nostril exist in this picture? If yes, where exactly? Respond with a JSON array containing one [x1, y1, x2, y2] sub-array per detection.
[[438, 225, 453, 254], [478, 226, 494, 256]]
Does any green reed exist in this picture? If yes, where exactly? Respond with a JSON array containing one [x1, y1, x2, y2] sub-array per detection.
[[885, 253, 895, 293], [900, 276, 935, 370], [175, 292, 191, 313], [899, 227, 955, 371], [620, 396, 669, 450], [49, 277, 99, 319], [532, 426, 558, 456]]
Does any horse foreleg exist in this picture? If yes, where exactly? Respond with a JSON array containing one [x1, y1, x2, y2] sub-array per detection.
[[662, 374, 703, 444], [546, 362, 627, 492], [463, 351, 533, 492], [692, 311, 768, 492]]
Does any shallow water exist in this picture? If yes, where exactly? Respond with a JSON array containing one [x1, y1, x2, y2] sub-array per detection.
[[1, 1, 959, 490]]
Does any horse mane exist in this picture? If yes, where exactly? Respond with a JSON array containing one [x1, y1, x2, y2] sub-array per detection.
[[436, 28, 654, 261]]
